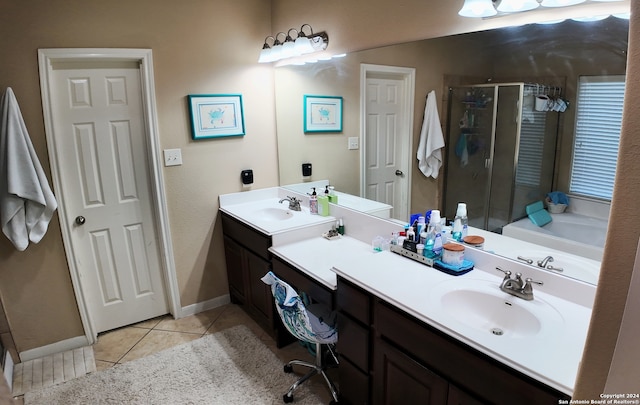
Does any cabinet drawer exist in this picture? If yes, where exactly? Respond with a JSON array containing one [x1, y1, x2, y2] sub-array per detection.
[[337, 277, 370, 324], [374, 300, 568, 404], [272, 257, 333, 309], [221, 212, 272, 260], [339, 356, 370, 405], [337, 313, 369, 373]]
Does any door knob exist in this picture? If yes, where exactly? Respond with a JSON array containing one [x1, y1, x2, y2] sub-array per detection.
[[75, 216, 86, 225], [395, 170, 404, 176]]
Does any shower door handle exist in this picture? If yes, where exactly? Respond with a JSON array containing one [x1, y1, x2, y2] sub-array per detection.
[[485, 158, 491, 169]]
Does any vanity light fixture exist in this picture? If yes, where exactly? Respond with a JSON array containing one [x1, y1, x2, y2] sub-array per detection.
[[258, 24, 329, 63], [459, 0, 626, 17]]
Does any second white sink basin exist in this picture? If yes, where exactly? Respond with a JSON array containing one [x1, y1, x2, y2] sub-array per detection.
[[430, 279, 564, 339]]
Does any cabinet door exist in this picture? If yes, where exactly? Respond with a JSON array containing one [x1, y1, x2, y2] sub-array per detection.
[[245, 249, 274, 326], [447, 386, 485, 405], [223, 236, 247, 304], [373, 338, 448, 405]]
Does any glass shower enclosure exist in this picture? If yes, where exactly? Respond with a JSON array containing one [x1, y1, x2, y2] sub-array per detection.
[[443, 83, 559, 233]]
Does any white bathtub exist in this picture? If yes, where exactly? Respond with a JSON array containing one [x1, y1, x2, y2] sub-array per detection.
[[502, 213, 607, 262]]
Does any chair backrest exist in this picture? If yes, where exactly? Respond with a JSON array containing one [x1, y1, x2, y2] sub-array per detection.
[[262, 271, 337, 344]]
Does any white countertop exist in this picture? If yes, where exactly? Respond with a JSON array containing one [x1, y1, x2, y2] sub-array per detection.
[[220, 187, 593, 396], [269, 235, 373, 290], [271, 233, 591, 396]]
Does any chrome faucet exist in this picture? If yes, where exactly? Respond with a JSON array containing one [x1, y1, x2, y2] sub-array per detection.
[[537, 255, 554, 268], [496, 267, 543, 301], [279, 196, 301, 211]]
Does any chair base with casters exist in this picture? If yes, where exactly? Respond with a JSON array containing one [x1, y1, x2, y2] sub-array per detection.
[[282, 341, 339, 404], [261, 271, 340, 404]]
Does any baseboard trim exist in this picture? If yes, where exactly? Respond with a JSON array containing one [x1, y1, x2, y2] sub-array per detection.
[[19, 335, 89, 362], [3, 351, 13, 391], [179, 294, 230, 318]]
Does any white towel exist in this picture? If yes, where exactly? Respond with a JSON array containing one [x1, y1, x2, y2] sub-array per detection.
[[416, 90, 445, 178], [0, 87, 58, 251]]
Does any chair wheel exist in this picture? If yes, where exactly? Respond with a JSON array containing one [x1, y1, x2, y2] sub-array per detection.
[[283, 364, 293, 373], [283, 393, 294, 403]]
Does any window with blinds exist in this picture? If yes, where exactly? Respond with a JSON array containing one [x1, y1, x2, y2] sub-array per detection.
[[569, 75, 625, 200]]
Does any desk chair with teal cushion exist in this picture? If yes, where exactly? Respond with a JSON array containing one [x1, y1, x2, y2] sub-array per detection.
[[261, 271, 339, 404]]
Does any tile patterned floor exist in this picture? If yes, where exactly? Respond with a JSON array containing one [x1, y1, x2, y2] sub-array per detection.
[[90, 303, 335, 403], [7, 303, 335, 404]]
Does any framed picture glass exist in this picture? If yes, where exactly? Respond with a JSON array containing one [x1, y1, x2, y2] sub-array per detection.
[[303, 95, 343, 133], [188, 94, 245, 139]]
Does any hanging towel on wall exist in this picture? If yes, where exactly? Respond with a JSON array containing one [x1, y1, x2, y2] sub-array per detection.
[[0, 87, 58, 251], [416, 90, 445, 178]]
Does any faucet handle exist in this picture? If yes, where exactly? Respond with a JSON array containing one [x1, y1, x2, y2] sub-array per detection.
[[496, 267, 512, 277], [525, 278, 543, 286]]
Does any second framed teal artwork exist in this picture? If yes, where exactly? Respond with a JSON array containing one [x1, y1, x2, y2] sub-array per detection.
[[188, 94, 245, 139], [303, 95, 343, 133]]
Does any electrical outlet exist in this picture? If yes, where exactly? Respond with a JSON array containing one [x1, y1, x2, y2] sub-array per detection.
[[164, 148, 183, 166], [348, 137, 359, 150]]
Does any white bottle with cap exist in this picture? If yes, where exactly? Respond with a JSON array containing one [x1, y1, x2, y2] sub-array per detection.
[[425, 210, 443, 258], [452, 203, 468, 242]]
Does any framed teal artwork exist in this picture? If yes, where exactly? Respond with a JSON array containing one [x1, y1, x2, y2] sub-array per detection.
[[188, 94, 245, 139], [303, 95, 343, 133]]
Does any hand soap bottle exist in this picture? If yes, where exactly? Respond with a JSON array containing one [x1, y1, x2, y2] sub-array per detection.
[[452, 203, 468, 242], [309, 187, 318, 215], [318, 194, 330, 216]]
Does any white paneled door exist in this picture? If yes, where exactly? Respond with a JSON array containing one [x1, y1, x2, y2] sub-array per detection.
[[364, 75, 411, 221], [49, 61, 168, 333]]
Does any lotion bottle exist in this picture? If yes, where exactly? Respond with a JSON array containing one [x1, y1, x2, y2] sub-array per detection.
[[309, 187, 318, 215]]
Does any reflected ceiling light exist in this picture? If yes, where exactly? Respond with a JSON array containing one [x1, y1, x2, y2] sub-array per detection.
[[458, 0, 497, 17], [572, 14, 610, 20], [536, 18, 567, 23], [613, 12, 630, 18], [258, 24, 329, 63], [460, 0, 628, 18], [540, 0, 586, 7], [497, 0, 540, 13]]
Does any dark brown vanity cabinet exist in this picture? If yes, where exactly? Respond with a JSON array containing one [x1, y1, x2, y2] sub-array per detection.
[[336, 276, 571, 405], [221, 213, 277, 341]]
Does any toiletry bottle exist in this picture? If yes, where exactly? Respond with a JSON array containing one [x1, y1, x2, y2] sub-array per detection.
[[425, 210, 443, 258], [338, 218, 345, 235], [328, 186, 338, 203], [406, 226, 415, 243], [317, 194, 330, 216], [309, 187, 318, 215], [416, 216, 425, 238], [452, 203, 468, 242]]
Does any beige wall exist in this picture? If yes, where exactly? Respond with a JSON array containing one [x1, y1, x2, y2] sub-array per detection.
[[0, 0, 278, 352], [0, 0, 636, 395]]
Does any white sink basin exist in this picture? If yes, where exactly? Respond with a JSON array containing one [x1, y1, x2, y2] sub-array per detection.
[[430, 279, 564, 339], [257, 207, 294, 221], [221, 197, 334, 234]]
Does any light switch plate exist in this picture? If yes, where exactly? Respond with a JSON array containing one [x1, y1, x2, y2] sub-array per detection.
[[348, 137, 359, 150], [164, 148, 183, 166]]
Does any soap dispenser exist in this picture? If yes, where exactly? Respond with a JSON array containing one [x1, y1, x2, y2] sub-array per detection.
[[452, 203, 468, 242], [425, 209, 443, 258], [309, 187, 318, 215]]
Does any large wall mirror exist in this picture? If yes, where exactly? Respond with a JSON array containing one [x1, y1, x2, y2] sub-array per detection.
[[274, 16, 629, 286]]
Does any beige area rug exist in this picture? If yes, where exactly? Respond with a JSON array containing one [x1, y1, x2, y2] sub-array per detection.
[[24, 325, 325, 404]]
